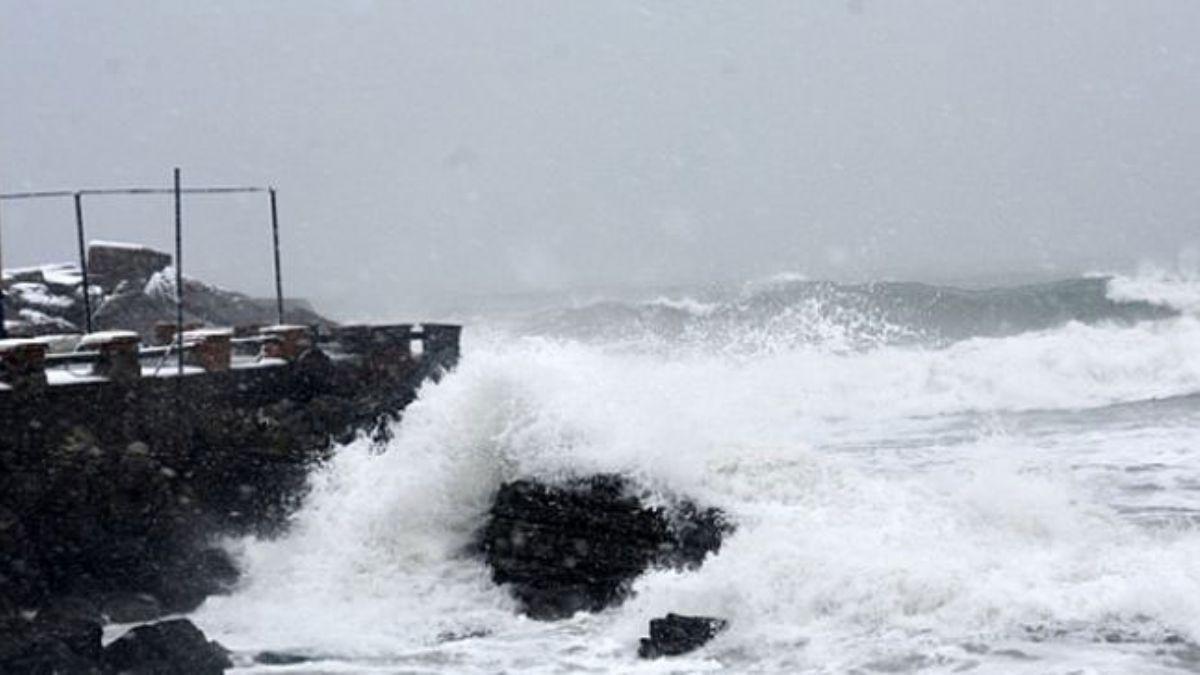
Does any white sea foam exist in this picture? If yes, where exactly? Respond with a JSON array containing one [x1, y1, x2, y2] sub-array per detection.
[[646, 295, 719, 317], [1108, 267, 1200, 315], [194, 280, 1200, 673]]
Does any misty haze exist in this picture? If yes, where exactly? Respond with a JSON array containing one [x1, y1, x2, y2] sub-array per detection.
[[2, 2, 1200, 674]]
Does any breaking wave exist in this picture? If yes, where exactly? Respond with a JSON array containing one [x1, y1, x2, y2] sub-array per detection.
[[194, 271, 1200, 673], [520, 275, 1176, 353]]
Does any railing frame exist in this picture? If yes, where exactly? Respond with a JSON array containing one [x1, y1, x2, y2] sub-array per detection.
[[0, 170, 286, 340]]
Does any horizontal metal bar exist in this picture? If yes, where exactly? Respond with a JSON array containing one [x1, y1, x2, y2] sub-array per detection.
[[44, 351, 101, 365], [0, 190, 76, 200], [139, 344, 197, 358], [82, 187, 267, 196], [42, 344, 202, 364], [1, 186, 268, 201]]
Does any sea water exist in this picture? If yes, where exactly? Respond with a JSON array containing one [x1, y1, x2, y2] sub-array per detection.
[[192, 271, 1200, 674]]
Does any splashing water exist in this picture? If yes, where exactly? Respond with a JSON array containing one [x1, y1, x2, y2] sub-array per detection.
[[193, 273, 1200, 673]]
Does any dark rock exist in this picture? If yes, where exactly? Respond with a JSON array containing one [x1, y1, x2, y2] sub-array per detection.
[[102, 592, 164, 623], [4, 267, 48, 285], [0, 606, 104, 674], [0, 634, 104, 674], [151, 548, 240, 614], [0, 505, 45, 606], [637, 613, 727, 659], [87, 242, 172, 288], [436, 627, 492, 643], [37, 595, 104, 625], [480, 474, 732, 619], [90, 287, 176, 341], [23, 430, 184, 606], [102, 619, 232, 675], [256, 651, 311, 665], [0, 593, 17, 619], [32, 611, 103, 662]]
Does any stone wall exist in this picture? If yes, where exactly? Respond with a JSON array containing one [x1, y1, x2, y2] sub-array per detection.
[[0, 328, 458, 617]]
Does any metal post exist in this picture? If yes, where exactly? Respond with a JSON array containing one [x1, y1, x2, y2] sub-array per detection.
[[269, 187, 284, 325], [0, 193, 6, 340], [174, 168, 184, 376], [73, 192, 94, 333]]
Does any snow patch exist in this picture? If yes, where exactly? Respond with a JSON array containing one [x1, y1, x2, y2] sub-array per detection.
[[88, 239, 161, 252], [10, 282, 74, 309]]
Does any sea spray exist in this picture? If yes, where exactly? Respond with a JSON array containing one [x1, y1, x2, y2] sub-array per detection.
[[194, 273, 1200, 672]]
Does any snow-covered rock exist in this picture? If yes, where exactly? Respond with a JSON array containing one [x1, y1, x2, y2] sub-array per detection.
[[3, 242, 331, 340], [87, 240, 172, 286]]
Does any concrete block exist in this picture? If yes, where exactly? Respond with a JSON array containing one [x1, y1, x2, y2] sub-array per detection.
[[80, 330, 141, 382], [0, 338, 49, 388], [258, 325, 311, 361], [182, 328, 233, 372]]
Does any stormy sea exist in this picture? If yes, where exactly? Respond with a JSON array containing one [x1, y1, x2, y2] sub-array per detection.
[[190, 270, 1200, 674]]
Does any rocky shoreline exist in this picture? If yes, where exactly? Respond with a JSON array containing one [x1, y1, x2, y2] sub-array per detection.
[[3, 244, 733, 669], [0, 352, 445, 672], [1, 244, 459, 672]]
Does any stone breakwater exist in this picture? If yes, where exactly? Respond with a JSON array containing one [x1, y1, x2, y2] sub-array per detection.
[[0, 321, 459, 673]]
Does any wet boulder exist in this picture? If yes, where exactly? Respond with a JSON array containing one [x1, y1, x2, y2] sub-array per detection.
[[255, 651, 311, 665], [102, 618, 231, 675], [150, 548, 240, 614], [480, 474, 731, 619], [0, 636, 103, 675], [0, 599, 105, 674], [638, 613, 728, 659], [32, 607, 104, 664], [101, 592, 164, 624], [0, 505, 45, 606]]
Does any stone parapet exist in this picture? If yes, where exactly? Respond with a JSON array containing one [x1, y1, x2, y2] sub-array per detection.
[[182, 328, 234, 372], [79, 330, 142, 382], [334, 323, 414, 377], [258, 325, 312, 361]]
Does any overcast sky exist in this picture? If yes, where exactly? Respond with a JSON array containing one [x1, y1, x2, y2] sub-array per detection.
[[2, 1, 1198, 317]]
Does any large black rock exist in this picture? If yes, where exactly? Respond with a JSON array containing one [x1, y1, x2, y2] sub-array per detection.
[[102, 618, 231, 675], [480, 474, 731, 619], [0, 598, 105, 674], [638, 613, 728, 659]]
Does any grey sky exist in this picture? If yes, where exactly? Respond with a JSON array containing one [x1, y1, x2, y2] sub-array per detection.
[[2, 1, 1198, 317]]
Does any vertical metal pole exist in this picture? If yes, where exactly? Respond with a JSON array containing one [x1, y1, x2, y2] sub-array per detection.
[[269, 188, 284, 325], [0, 195, 7, 340], [174, 168, 184, 376], [74, 192, 94, 333]]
